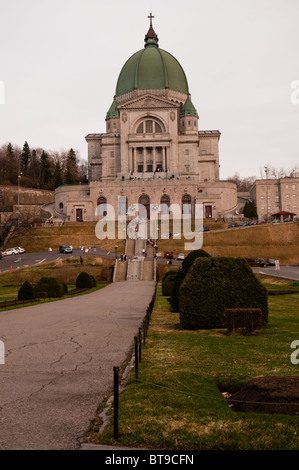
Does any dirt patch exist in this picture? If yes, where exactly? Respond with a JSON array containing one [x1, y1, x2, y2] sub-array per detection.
[[226, 376, 299, 415]]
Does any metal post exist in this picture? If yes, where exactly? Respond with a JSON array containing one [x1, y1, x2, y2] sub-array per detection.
[[134, 336, 139, 382], [113, 366, 119, 439], [138, 327, 142, 362]]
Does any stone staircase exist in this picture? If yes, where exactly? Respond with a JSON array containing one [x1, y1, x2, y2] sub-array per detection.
[[113, 237, 155, 282]]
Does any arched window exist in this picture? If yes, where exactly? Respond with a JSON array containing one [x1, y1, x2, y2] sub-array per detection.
[[160, 194, 170, 215], [97, 196, 107, 216], [182, 194, 192, 214], [59, 202, 63, 209], [138, 194, 150, 220], [136, 118, 164, 134]]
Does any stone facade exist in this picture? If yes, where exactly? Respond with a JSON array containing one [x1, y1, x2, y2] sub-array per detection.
[[250, 171, 299, 220], [55, 18, 238, 223]]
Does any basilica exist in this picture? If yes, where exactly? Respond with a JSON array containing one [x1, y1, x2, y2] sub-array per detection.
[[55, 16, 238, 223]]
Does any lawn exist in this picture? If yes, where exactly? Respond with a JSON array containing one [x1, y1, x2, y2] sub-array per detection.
[[89, 278, 299, 450]]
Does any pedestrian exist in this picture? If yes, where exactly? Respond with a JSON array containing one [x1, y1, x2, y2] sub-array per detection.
[[80, 256, 83, 265]]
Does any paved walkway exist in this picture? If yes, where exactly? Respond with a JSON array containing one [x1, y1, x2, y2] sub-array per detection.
[[0, 281, 155, 450]]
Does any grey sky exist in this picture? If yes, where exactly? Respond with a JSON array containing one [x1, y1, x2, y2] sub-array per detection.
[[0, 0, 298, 180]]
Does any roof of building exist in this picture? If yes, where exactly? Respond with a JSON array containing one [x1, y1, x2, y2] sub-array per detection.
[[115, 20, 189, 97]]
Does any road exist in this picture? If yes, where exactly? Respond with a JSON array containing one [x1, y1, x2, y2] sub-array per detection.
[[1, 247, 299, 279], [0, 246, 184, 273], [0, 281, 156, 450]]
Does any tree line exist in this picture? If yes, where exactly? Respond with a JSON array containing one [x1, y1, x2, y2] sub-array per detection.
[[0, 141, 88, 190]]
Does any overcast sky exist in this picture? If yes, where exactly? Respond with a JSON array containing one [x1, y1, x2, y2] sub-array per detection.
[[0, 0, 298, 180]]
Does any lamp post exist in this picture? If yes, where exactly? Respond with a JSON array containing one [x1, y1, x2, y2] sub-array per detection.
[[114, 245, 118, 261], [264, 166, 269, 221], [17, 172, 23, 226]]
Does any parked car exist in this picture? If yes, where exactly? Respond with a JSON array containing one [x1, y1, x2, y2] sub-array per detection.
[[164, 251, 173, 259], [228, 223, 239, 228], [59, 245, 73, 254], [176, 253, 185, 261], [271, 219, 280, 224], [239, 221, 250, 226], [13, 247, 25, 254], [3, 248, 19, 256], [250, 220, 262, 225], [198, 226, 210, 232], [257, 258, 276, 267], [284, 217, 292, 222]]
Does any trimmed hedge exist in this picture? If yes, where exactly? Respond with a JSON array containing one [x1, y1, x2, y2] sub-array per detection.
[[18, 281, 34, 300], [162, 271, 177, 297], [34, 277, 64, 298], [179, 257, 268, 330], [76, 271, 95, 289], [171, 249, 211, 312]]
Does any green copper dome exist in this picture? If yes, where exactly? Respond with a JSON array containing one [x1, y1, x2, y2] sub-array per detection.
[[115, 23, 189, 97]]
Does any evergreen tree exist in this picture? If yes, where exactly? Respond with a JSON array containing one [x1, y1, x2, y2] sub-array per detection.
[[20, 141, 31, 173], [53, 160, 63, 189], [65, 148, 78, 185], [40, 150, 51, 187], [242, 201, 258, 219]]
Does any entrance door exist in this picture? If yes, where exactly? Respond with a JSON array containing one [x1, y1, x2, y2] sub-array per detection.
[[205, 205, 212, 218], [76, 208, 83, 222]]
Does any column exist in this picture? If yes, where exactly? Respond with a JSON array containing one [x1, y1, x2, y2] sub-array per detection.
[[143, 147, 146, 172], [162, 147, 166, 171], [153, 147, 156, 172]]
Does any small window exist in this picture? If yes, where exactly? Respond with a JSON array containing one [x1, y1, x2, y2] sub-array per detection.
[[59, 202, 63, 209], [201, 150, 207, 155], [185, 165, 190, 173], [111, 168, 114, 175], [185, 149, 189, 155], [110, 151, 114, 157]]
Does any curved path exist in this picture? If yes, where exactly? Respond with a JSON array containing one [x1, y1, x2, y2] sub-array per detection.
[[0, 281, 155, 450]]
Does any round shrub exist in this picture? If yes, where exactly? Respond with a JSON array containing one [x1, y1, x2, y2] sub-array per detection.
[[34, 277, 64, 298], [90, 275, 97, 287], [18, 281, 34, 300], [179, 257, 268, 330], [76, 271, 94, 289], [162, 271, 177, 297], [170, 249, 211, 312], [62, 282, 68, 294]]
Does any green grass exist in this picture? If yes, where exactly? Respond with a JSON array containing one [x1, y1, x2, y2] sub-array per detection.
[[90, 280, 299, 450]]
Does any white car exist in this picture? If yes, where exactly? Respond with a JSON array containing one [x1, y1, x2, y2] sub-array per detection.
[[3, 248, 19, 256], [14, 247, 25, 254], [176, 253, 185, 260]]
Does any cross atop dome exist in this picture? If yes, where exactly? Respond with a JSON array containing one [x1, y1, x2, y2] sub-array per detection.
[[148, 12, 154, 27], [145, 12, 158, 47]]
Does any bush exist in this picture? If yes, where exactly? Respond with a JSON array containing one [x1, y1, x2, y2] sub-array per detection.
[[162, 271, 177, 297], [76, 271, 94, 289], [171, 249, 211, 311], [62, 281, 68, 294], [179, 257, 268, 330], [18, 281, 35, 300], [90, 275, 97, 287], [224, 308, 263, 335], [34, 277, 64, 298]]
